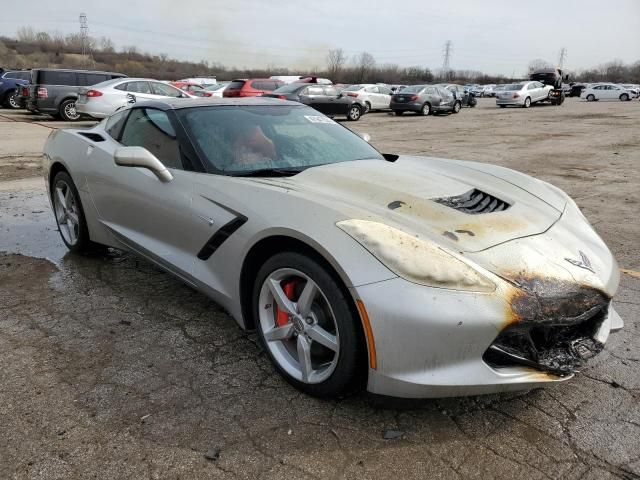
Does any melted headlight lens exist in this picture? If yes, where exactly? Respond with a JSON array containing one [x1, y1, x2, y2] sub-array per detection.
[[337, 219, 495, 292]]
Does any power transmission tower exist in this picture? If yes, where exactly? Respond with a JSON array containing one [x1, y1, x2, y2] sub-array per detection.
[[79, 13, 94, 67], [558, 47, 567, 70], [442, 40, 452, 80]]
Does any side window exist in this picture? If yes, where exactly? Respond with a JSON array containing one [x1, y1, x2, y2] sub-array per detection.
[[425, 87, 436, 95], [84, 73, 110, 86], [151, 82, 182, 97], [307, 86, 324, 96], [126, 81, 152, 94], [114, 82, 128, 91], [379, 87, 391, 95], [41, 71, 77, 85], [105, 110, 129, 141], [251, 81, 267, 90], [3, 72, 19, 79], [365, 86, 378, 93], [120, 108, 183, 170], [323, 86, 338, 96]]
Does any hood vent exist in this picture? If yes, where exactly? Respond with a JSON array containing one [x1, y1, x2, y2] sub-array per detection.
[[433, 189, 510, 214]]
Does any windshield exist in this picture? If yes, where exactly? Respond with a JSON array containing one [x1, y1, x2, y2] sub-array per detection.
[[273, 83, 305, 94], [178, 105, 383, 175], [504, 84, 524, 91]]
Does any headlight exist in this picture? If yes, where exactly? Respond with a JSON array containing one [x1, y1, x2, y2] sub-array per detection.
[[337, 219, 495, 292]]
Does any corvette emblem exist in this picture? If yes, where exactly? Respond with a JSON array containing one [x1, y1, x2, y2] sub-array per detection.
[[565, 251, 595, 273]]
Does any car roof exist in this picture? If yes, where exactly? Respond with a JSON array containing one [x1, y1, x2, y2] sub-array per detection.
[[33, 68, 124, 76], [131, 97, 302, 110]]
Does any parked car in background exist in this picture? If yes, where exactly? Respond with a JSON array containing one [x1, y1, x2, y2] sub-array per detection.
[[179, 77, 217, 87], [468, 85, 484, 97], [264, 83, 365, 121], [390, 85, 460, 116], [435, 83, 477, 107], [0, 69, 31, 109], [203, 83, 229, 97], [492, 85, 506, 96], [14, 83, 31, 109], [482, 85, 496, 97], [76, 78, 191, 119], [171, 81, 213, 97], [581, 84, 635, 102], [27, 69, 126, 121], [223, 79, 284, 98], [496, 81, 553, 108], [341, 84, 392, 112], [294, 76, 333, 85]]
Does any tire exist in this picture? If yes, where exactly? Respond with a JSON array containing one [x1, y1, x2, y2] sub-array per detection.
[[3, 90, 21, 109], [394, 110, 404, 116], [253, 252, 365, 398], [499, 105, 507, 108], [364, 101, 371, 114], [59, 99, 81, 121], [418, 102, 431, 116], [346, 104, 361, 121], [51, 171, 93, 253], [452, 101, 461, 114], [620, 93, 629, 101], [586, 94, 595, 102], [523, 97, 531, 108]]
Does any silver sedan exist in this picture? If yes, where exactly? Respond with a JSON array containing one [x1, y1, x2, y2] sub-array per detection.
[[43, 98, 623, 399], [496, 81, 553, 108]]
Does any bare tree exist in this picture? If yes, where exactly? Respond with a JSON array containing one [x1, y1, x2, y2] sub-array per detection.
[[16, 26, 36, 43], [99, 37, 115, 53], [326, 48, 346, 81], [353, 51, 376, 83]]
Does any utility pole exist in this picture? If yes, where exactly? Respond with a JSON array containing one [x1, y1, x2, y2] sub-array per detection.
[[558, 47, 567, 70], [79, 13, 94, 67], [442, 40, 452, 81]]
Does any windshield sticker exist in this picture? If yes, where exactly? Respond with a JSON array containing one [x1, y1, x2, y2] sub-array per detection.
[[304, 115, 336, 124]]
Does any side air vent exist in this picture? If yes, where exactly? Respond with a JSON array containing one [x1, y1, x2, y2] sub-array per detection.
[[433, 189, 511, 214], [78, 132, 105, 142]]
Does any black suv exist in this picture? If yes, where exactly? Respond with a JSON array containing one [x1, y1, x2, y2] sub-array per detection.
[[27, 69, 126, 121]]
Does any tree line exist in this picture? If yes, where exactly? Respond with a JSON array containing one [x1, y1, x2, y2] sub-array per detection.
[[1, 28, 639, 85]]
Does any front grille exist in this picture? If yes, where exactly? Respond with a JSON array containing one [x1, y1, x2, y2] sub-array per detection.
[[433, 189, 510, 214], [483, 302, 608, 375]]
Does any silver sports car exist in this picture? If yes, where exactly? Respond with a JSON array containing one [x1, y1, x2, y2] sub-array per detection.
[[43, 98, 624, 399]]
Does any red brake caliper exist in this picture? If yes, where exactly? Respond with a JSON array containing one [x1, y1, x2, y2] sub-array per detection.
[[276, 280, 297, 327]]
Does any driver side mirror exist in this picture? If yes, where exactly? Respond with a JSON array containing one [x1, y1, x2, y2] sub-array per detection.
[[114, 146, 173, 182]]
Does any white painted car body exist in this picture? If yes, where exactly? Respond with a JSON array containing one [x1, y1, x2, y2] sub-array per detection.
[[496, 81, 553, 107], [341, 84, 392, 111], [581, 84, 636, 101], [43, 98, 623, 398]]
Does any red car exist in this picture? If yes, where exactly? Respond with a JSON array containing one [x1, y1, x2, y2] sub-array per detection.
[[171, 81, 213, 97], [223, 79, 284, 98]]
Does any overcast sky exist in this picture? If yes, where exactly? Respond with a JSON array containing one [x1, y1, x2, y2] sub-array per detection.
[[1, 0, 638, 75]]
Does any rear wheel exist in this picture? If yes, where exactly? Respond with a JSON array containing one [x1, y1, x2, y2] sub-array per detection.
[[586, 94, 595, 102], [364, 101, 371, 113], [394, 110, 404, 116], [452, 101, 462, 114], [419, 102, 431, 116], [346, 104, 361, 121], [59, 99, 80, 121], [51, 171, 93, 253], [254, 252, 365, 397], [3, 90, 21, 109], [523, 97, 531, 108], [620, 93, 629, 101]]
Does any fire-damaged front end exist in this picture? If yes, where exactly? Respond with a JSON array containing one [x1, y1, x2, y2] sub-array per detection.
[[347, 174, 623, 398]]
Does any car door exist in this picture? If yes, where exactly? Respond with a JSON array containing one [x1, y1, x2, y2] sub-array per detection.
[[150, 81, 185, 99], [321, 86, 342, 115], [303, 85, 329, 113], [606, 85, 620, 99], [377, 86, 392, 109], [364, 86, 381, 109], [424, 87, 441, 109], [84, 107, 210, 284]]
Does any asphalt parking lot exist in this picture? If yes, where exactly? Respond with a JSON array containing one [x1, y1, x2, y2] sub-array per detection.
[[1, 98, 639, 479]]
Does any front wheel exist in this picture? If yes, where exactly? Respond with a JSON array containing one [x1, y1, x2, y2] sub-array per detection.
[[4, 90, 21, 109], [51, 171, 93, 253], [346, 105, 361, 121], [363, 101, 371, 114], [59, 99, 81, 121], [586, 94, 595, 102], [620, 93, 629, 101], [254, 252, 365, 397]]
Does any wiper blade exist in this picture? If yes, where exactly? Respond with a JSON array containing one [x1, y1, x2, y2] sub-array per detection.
[[227, 167, 305, 177]]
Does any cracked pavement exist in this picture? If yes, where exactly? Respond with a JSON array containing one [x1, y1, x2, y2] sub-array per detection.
[[1, 100, 639, 479]]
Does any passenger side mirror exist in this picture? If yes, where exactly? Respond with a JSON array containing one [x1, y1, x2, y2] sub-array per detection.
[[114, 146, 173, 182]]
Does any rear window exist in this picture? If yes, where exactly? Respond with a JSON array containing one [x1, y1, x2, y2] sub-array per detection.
[[250, 81, 279, 91], [38, 71, 78, 86], [227, 81, 246, 90], [400, 85, 424, 93], [343, 85, 363, 92], [504, 84, 524, 91]]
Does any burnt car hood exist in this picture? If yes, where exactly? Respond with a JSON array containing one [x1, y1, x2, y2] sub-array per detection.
[[256, 156, 565, 252]]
